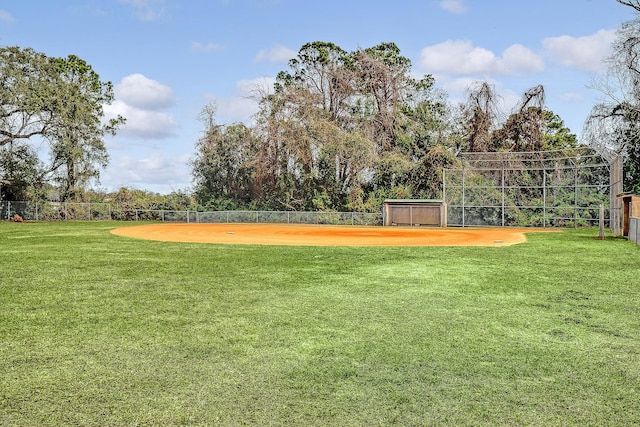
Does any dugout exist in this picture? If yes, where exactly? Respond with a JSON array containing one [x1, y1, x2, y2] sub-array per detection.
[[617, 193, 640, 242], [383, 199, 447, 227]]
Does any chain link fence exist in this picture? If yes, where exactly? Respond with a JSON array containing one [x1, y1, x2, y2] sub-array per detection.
[[443, 149, 613, 229], [629, 217, 640, 245], [0, 201, 383, 226]]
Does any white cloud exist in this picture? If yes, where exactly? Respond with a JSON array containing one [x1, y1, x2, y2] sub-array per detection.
[[118, 0, 166, 21], [560, 92, 584, 103], [103, 151, 191, 192], [114, 74, 175, 110], [191, 41, 224, 53], [110, 152, 189, 184], [543, 29, 615, 72], [255, 44, 297, 64], [500, 44, 545, 74], [498, 89, 522, 115], [106, 74, 178, 140], [419, 40, 544, 76], [214, 77, 276, 122], [437, 77, 478, 101], [0, 9, 15, 23], [104, 100, 178, 140], [439, 0, 467, 14], [420, 40, 496, 75]]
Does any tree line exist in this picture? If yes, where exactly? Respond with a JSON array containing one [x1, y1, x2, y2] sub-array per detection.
[[191, 42, 578, 212]]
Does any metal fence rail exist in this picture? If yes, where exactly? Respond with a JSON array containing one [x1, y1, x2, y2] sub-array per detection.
[[0, 201, 383, 226]]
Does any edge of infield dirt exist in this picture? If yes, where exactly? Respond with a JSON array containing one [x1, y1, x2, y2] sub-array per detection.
[[110, 223, 559, 247]]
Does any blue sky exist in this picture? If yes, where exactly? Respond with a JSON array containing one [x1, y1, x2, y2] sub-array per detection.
[[0, 0, 635, 194]]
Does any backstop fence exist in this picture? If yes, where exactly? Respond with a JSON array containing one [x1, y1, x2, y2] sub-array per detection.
[[443, 148, 613, 229]]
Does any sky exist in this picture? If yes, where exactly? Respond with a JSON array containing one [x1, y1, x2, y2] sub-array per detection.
[[0, 0, 636, 194]]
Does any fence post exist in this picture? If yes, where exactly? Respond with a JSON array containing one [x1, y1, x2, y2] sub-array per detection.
[[462, 167, 466, 227], [501, 165, 505, 227], [543, 170, 547, 228], [599, 204, 605, 240], [574, 167, 578, 228], [442, 169, 446, 203]]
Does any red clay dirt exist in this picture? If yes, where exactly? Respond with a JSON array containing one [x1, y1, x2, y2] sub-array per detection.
[[110, 223, 557, 247]]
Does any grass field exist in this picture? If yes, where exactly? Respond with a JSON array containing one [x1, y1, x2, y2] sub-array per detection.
[[1, 222, 639, 426]]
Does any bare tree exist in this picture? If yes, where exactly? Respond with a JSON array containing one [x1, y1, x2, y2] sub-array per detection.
[[617, 0, 640, 12], [463, 81, 500, 152], [584, 10, 640, 189], [495, 85, 546, 152]]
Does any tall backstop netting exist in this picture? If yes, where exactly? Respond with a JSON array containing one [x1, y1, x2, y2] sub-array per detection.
[[443, 148, 613, 228]]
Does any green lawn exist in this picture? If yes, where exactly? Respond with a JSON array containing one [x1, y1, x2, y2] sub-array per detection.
[[1, 222, 639, 426]]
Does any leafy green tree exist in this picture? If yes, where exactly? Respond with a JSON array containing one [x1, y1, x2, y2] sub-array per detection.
[[542, 110, 577, 150], [277, 41, 355, 123], [0, 141, 43, 200], [0, 46, 56, 145], [191, 104, 256, 207], [48, 55, 124, 201], [0, 46, 123, 201]]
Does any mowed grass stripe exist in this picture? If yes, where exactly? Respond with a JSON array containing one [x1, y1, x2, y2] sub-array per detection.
[[0, 222, 639, 426]]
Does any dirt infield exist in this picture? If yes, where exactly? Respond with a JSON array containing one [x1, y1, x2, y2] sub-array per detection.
[[111, 223, 557, 247]]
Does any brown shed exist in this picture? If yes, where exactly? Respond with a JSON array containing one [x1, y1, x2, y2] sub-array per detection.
[[617, 193, 640, 238], [383, 199, 447, 227]]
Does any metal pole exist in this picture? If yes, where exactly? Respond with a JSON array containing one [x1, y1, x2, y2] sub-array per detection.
[[442, 169, 446, 202], [462, 167, 466, 227], [501, 165, 505, 227], [599, 204, 605, 240], [543, 170, 547, 228], [574, 167, 578, 228]]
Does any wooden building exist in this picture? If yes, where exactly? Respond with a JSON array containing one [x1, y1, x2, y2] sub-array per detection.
[[383, 199, 447, 227]]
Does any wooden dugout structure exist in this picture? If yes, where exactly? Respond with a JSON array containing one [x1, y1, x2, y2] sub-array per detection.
[[383, 199, 447, 227], [617, 193, 640, 243]]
